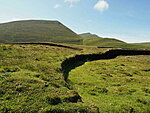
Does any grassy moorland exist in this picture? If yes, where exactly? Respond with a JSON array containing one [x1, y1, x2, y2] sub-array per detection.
[[0, 20, 82, 44], [133, 43, 150, 48], [0, 20, 149, 49], [0, 42, 150, 113], [80, 33, 150, 49], [0, 43, 104, 113], [69, 55, 150, 113], [0, 19, 149, 112], [83, 38, 125, 47]]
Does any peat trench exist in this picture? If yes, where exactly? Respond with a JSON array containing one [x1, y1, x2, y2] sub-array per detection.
[[61, 49, 150, 81]]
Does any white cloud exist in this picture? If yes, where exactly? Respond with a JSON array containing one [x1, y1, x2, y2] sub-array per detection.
[[64, 0, 80, 7], [53, 4, 61, 9], [64, 0, 80, 2], [94, 0, 109, 12]]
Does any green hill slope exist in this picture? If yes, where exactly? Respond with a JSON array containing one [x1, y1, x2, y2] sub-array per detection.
[[133, 42, 150, 47], [80, 33, 150, 49], [80, 33, 126, 47], [0, 20, 82, 44], [83, 38, 126, 47], [79, 33, 102, 38]]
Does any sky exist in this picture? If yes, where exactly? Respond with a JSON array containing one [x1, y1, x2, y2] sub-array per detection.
[[0, 0, 150, 43]]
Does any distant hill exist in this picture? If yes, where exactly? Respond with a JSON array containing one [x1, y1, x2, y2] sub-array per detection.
[[133, 42, 150, 47], [79, 33, 102, 38], [79, 33, 126, 47], [80, 33, 150, 49], [0, 20, 82, 44], [0, 20, 149, 49]]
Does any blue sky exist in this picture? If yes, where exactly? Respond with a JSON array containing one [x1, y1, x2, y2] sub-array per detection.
[[0, 0, 150, 43]]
